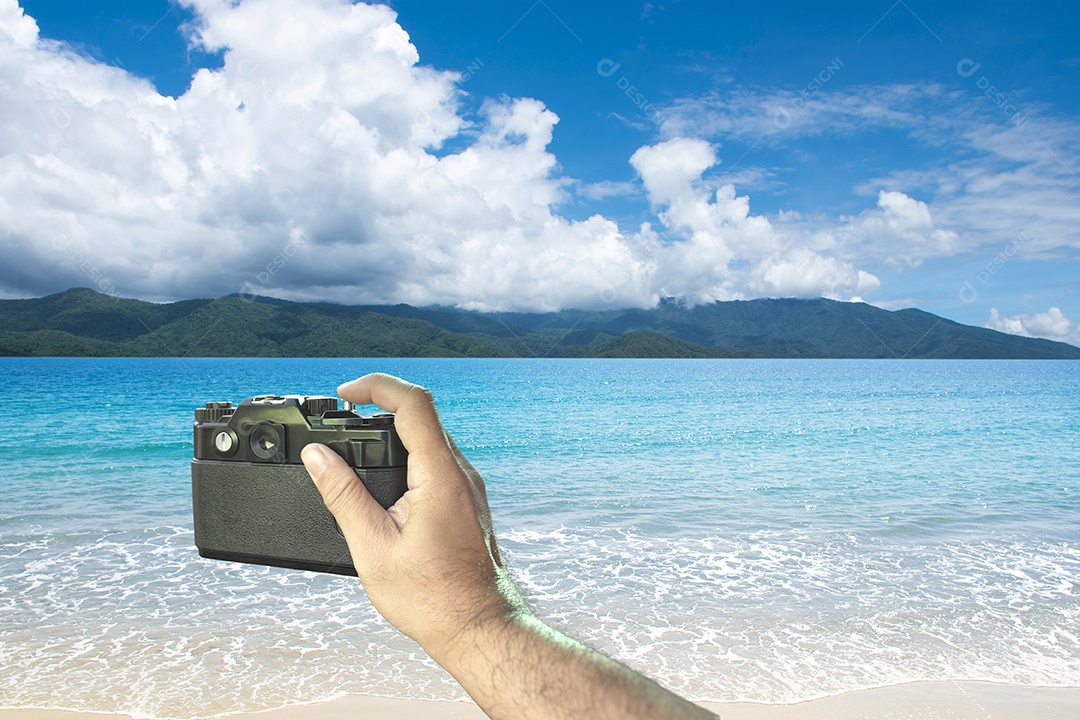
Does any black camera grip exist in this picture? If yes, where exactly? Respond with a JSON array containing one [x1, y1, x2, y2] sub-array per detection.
[[356, 466, 409, 509]]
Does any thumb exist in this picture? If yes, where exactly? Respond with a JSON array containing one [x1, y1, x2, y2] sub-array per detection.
[[301, 443, 395, 553]]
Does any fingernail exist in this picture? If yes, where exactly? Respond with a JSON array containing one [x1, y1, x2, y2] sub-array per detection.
[[301, 444, 331, 480]]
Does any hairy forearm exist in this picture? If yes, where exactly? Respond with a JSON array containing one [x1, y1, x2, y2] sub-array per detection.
[[318, 374, 713, 718], [430, 609, 717, 720]]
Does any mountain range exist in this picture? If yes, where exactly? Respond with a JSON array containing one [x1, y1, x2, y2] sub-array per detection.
[[0, 288, 1077, 359]]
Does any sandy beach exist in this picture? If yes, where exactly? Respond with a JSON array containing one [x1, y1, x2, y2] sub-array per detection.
[[5, 682, 1078, 720]]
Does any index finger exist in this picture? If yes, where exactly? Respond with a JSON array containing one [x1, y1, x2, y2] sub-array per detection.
[[338, 373, 446, 455]]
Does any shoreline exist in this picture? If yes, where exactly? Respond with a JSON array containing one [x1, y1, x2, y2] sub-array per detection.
[[5, 681, 1080, 720]]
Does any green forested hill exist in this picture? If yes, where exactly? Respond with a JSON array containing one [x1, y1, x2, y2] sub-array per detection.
[[0, 290, 504, 358], [1, 288, 1077, 359]]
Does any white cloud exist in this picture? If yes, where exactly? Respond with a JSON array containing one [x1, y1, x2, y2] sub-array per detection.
[[829, 190, 960, 270], [657, 82, 1080, 269], [575, 180, 637, 201], [626, 138, 881, 303], [0, 0, 899, 311], [631, 137, 716, 205], [0, 0, 640, 310], [657, 83, 935, 144], [986, 307, 1080, 346], [2, 0, 1076, 317]]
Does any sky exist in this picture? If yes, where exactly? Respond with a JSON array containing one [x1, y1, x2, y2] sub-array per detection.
[[1, 0, 1078, 345]]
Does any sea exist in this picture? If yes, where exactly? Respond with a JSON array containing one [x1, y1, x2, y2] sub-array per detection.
[[1, 358, 1077, 718]]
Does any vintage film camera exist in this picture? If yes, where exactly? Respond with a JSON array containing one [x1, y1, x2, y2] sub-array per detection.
[[191, 395, 408, 575]]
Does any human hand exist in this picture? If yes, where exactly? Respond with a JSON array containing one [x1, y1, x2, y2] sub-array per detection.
[[300, 373, 529, 662], [301, 374, 716, 719]]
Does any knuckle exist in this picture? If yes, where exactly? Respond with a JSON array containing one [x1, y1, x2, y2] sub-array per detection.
[[407, 385, 436, 408]]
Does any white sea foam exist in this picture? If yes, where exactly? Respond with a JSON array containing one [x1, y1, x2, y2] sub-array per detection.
[[496, 526, 1080, 701], [1, 524, 1077, 718], [0, 527, 469, 718]]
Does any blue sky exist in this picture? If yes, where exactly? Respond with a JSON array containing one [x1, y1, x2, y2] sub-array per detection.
[[3, 0, 1078, 344]]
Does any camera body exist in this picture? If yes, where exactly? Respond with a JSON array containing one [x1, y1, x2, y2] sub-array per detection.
[[191, 395, 408, 576]]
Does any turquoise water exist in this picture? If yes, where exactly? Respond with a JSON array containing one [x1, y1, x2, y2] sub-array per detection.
[[1, 358, 1078, 717]]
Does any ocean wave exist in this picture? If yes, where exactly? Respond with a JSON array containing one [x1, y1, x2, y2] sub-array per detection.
[[1, 524, 1077, 717]]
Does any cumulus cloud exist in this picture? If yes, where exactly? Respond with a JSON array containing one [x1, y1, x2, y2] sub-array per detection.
[[0, 0, 631, 309], [986, 307, 1080, 346], [627, 138, 880, 302], [816, 190, 960, 271], [1, 0, 896, 310], [657, 82, 1080, 266]]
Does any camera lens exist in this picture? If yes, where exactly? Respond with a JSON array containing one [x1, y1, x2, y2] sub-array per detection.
[[249, 424, 283, 460]]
